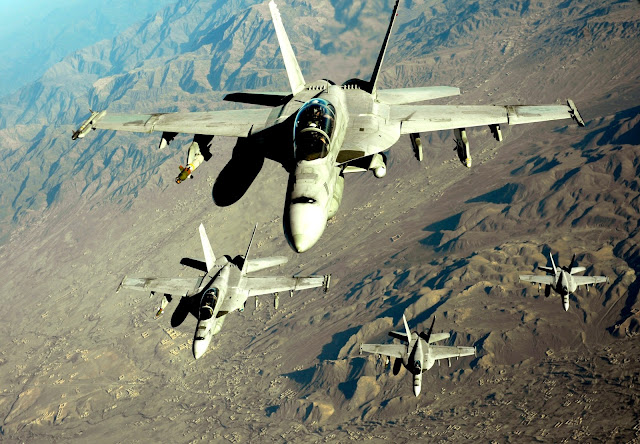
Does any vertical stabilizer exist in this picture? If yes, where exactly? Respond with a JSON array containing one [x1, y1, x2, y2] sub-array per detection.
[[367, 0, 400, 95], [423, 316, 436, 343], [402, 314, 411, 352], [269, 1, 306, 94], [241, 223, 259, 275], [550, 253, 557, 275], [199, 224, 216, 273]]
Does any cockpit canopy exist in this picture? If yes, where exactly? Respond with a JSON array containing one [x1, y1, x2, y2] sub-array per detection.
[[293, 98, 336, 161], [199, 287, 218, 320]]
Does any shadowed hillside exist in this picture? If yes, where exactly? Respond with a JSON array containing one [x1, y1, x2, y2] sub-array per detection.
[[0, 0, 639, 441]]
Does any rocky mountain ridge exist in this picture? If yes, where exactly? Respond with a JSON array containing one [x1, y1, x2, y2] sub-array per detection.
[[0, 0, 639, 441]]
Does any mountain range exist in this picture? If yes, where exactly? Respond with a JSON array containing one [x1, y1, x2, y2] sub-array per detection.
[[0, 0, 639, 441]]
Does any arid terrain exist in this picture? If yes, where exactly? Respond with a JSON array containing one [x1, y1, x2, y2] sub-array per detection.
[[0, 0, 639, 442]]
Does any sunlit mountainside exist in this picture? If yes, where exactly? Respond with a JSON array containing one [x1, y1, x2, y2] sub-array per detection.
[[0, 0, 639, 441], [0, 0, 177, 98]]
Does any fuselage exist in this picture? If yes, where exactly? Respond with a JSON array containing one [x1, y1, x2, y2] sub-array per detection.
[[402, 334, 427, 397], [286, 86, 347, 252], [192, 257, 248, 359], [546, 269, 577, 312], [284, 83, 400, 252]]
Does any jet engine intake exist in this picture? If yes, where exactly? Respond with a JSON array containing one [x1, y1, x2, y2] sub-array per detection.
[[327, 174, 344, 219]]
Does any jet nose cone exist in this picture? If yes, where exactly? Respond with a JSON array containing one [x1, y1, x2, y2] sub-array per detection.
[[193, 340, 208, 360], [563, 295, 570, 312], [288, 203, 326, 253], [292, 234, 316, 253], [413, 385, 421, 397]]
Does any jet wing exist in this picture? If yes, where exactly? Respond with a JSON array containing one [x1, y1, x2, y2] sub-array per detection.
[[428, 345, 475, 361], [573, 275, 609, 286], [391, 101, 583, 135], [337, 100, 584, 163], [360, 343, 404, 359], [77, 108, 275, 138], [117, 276, 204, 296], [519, 274, 556, 285], [243, 275, 328, 297]]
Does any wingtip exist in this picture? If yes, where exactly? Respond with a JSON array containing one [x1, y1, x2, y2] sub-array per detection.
[[567, 99, 585, 127], [116, 275, 126, 293]]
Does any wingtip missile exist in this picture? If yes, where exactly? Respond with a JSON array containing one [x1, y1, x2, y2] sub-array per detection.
[[72, 110, 106, 140], [567, 99, 585, 127], [116, 275, 126, 293], [323, 274, 331, 293]]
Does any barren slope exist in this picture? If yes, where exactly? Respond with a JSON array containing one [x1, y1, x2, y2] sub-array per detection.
[[0, 0, 639, 442]]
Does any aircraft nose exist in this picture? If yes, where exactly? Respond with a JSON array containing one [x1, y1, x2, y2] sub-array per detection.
[[288, 203, 326, 253], [193, 339, 208, 360], [413, 384, 421, 397]]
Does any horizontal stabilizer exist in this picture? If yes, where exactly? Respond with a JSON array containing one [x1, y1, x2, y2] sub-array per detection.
[[224, 92, 291, 107], [180, 258, 208, 273], [538, 266, 555, 274], [570, 266, 586, 275], [427, 332, 450, 343], [377, 87, 461, 105], [389, 331, 409, 343], [245, 256, 289, 273]]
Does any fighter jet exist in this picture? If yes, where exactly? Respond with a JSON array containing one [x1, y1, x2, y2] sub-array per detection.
[[72, 1, 585, 253], [360, 314, 475, 397], [519, 253, 609, 311], [117, 223, 330, 359]]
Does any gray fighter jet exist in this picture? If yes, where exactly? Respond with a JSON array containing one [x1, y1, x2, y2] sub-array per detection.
[[73, 1, 585, 252], [360, 315, 475, 396], [117, 223, 330, 359], [519, 253, 609, 311]]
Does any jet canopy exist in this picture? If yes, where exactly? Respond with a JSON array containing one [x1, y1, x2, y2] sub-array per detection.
[[293, 98, 336, 161], [199, 288, 219, 320]]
